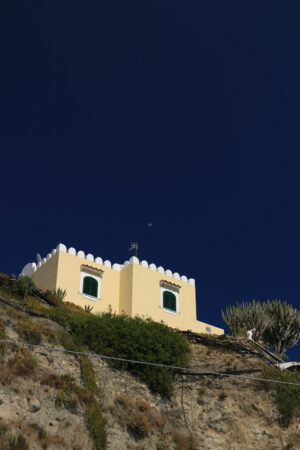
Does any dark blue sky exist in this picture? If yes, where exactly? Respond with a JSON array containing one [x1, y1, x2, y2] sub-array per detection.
[[1, 2, 299, 359]]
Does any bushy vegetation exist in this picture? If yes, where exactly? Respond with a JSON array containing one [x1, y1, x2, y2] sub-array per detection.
[[222, 299, 300, 356], [261, 367, 300, 427], [1, 272, 190, 397], [65, 312, 190, 397], [0, 273, 37, 300]]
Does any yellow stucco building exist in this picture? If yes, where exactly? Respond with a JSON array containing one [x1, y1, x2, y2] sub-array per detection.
[[20, 243, 223, 335]]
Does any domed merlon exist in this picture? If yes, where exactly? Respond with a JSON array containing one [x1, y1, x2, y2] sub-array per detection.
[[104, 260, 111, 268], [56, 243, 67, 252]]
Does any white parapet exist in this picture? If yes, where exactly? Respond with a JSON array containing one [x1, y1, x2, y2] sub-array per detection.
[[104, 260, 111, 268], [20, 262, 37, 277], [56, 243, 67, 252], [129, 256, 139, 265], [27, 243, 196, 288]]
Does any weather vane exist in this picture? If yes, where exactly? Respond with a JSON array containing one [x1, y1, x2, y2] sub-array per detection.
[[129, 242, 139, 257]]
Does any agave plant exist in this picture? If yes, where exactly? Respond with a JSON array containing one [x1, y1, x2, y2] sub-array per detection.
[[54, 288, 67, 304]]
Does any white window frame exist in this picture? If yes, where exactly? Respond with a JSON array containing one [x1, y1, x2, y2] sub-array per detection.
[[160, 285, 179, 315], [79, 269, 101, 301]]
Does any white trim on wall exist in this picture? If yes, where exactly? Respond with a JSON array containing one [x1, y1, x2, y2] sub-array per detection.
[[160, 286, 179, 315], [79, 268, 102, 300]]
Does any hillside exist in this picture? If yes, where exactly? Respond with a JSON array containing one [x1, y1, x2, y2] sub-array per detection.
[[0, 277, 299, 449]]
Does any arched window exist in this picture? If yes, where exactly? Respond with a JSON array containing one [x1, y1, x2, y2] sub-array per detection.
[[83, 276, 98, 298], [163, 290, 177, 312]]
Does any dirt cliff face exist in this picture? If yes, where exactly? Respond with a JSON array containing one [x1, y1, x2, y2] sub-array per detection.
[[0, 298, 299, 450]]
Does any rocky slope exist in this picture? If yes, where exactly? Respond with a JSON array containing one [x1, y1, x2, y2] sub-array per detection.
[[0, 296, 299, 450]]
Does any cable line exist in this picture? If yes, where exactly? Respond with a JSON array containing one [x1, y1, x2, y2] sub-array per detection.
[[0, 338, 299, 388]]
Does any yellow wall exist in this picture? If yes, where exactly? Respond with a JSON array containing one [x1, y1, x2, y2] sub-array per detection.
[[31, 253, 59, 292], [119, 264, 133, 316], [54, 252, 120, 313], [130, 262, 223, 334], [30, 249, 223, 335]]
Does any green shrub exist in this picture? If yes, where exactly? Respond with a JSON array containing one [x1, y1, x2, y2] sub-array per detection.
[[86, 401, 107, 450], [261, 367, 300, 427], [0, 273, 36, 301], [67, 312, 190, 397]]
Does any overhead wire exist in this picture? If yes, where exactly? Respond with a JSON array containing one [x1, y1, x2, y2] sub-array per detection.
[[0, 338, 299, 388]]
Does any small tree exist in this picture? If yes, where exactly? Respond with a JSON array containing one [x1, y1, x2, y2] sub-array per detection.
[[222, 300, 271, 341], [263, 300, 300, 355]]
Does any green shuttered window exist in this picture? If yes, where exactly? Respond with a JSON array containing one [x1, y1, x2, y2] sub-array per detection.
[[83, 276, 98, 298], [163, 291, 176, 312]]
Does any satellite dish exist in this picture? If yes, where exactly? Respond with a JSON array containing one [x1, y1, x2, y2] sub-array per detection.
[[36, 253, 41, 263]]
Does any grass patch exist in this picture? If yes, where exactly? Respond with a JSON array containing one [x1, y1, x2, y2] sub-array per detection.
[[86, 401, 107, 450], [7, 432, 29, 450], [173, 431, 198, 450], [80, 355, 98, 393], [112, 394, 167, 438], [41, 373, 91, 407], [8, 349, 38, 377], [0, 317, 6, 358], [18, 317, 56, 346]]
